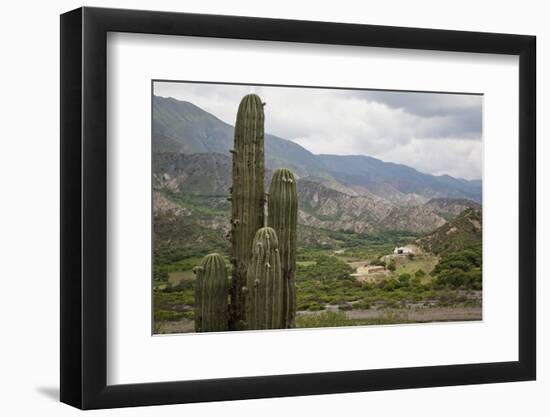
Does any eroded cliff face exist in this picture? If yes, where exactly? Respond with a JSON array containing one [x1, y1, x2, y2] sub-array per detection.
[[152, 152, 461, 239]]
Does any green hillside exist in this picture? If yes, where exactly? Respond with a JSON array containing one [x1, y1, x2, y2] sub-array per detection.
[[416, 208, 482, 255]]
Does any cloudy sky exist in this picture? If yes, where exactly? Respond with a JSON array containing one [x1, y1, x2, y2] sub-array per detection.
[[154, 82, 482, 180]]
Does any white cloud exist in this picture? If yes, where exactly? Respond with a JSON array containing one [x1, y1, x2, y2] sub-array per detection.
[[153, 82, 482, 180], [375, 138, 482, 180]]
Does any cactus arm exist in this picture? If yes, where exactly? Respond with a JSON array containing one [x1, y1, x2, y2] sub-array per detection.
[[246, 227, 284, 329], [268, 168, 298, 328], [194, 253, 229, 332]]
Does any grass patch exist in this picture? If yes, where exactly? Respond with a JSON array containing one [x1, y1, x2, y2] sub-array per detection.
[[154, 310, 186, 322], [392, 254, 439, 276], [168, 270, 196, 285], [296, 310, 412, 329], [296, 311, 349, 328], [297, 261, 317, 267]]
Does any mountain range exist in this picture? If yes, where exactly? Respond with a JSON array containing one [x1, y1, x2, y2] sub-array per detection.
[[152, 95, 482, 247], [153, 95, 482, 203]]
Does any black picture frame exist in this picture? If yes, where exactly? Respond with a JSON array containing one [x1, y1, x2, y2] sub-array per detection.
[[60, 6, 536, 410]]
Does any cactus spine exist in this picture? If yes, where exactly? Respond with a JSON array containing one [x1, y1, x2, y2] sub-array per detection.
[[246, 227, 284, 329], [194, 254, 229, 332], [229, 94, 265, 330], [268, 168, 298, 328]]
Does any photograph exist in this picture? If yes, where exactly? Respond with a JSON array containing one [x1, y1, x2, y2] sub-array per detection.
[[152, 81, 483, 334], [52, 4, 539, 411]]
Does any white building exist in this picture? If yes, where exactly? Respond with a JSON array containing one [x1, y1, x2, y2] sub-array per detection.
[[393, 246, 414, 255]]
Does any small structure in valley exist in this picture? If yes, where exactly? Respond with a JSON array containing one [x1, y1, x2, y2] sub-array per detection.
[[365, 265, 385, 274], [393, 246, 414, 255], [352, 264, 387, 283]]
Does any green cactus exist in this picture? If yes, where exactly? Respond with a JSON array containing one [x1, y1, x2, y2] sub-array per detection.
[[191, 95, 300, 333], [268, 168, 298, 328], [229, 94, 266, 330], [194, 253, 229, 332], [246, 227, 284, 330]]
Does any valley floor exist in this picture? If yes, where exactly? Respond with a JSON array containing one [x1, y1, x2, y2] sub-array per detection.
[[153, 231, 482, 335], [155, 303, 482, 335]]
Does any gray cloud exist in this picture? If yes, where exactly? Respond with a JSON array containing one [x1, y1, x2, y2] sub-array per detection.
[[361, 90, 482, 138], [362, 90, 481, 117], [153, 82, 482, 180]]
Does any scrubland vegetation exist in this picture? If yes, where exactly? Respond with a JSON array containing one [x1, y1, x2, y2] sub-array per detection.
[[153, 229, 482, 333]]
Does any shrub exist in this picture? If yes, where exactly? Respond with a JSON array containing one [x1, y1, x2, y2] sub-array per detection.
[[398, 273, 411, 282], [154, 310, 185, 322], [415, 269, 426, 278], [436, 268, 468, 288], [370, 259, 386, 267], [296, 254, 354, 282], [297, 302, 310, 311], [431, 246, 483, 289], [382, 279, 398, 291], [296, 311, 349, 328], [381, 300, 399, 309], [308, 302, 325, 311], [182, 311, 195, 320], [353, 301, 371, 310], [411, 276, 422, 286]]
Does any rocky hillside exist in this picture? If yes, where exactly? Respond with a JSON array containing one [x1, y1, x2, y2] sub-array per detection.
[[296, 179, 393, 234], [153, 152, 232, 195], [153, 152, 453, 234], [423, 198, 482, 221], [416, 208, 482, 255], [379, 205, 447, 233]]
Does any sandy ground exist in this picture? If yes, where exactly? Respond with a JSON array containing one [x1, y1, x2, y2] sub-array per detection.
[[156, 318, 195, 334]]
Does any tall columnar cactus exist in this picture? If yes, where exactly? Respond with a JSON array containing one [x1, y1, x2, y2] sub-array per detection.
[[194, 253, 229, 332], [246, 227, 284, 330], [229, 94, 266, 330], [268, 168, 298, 328]]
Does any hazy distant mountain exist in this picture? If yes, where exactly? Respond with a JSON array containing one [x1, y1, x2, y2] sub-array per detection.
[[153, 95, 482, 203], [317, 154, 481, 202]]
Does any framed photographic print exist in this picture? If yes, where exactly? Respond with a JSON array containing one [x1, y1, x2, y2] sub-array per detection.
[[60, 6, 536, 409]]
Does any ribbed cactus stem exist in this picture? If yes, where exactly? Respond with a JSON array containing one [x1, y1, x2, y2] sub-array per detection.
[[268, 168, 298, 328], [246, 227, 284, 329], [194, 253, 229, 332], [229, 94, 265, 330]]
